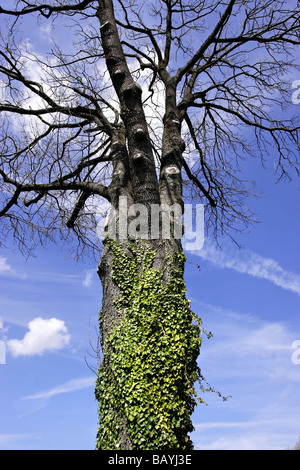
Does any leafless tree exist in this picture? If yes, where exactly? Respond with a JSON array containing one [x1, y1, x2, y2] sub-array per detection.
[[0, 0, 299, 450]]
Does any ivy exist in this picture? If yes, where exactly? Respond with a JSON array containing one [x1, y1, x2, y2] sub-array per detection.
[[95, 239, 205, 450]]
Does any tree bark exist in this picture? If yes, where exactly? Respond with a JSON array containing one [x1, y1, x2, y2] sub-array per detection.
[[96, 0, 160, 210], [96, 236, 200, 450], [94, 0, 200, 450]]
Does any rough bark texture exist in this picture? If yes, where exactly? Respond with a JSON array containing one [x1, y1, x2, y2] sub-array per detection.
[[92, 0, 203, 450], [96, 237, 201, 450], [97, 0, 160, 211], [93, 1, 200, 449]]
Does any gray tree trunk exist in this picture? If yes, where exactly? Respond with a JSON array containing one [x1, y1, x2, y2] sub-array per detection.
[[93, 0, 200, 450], [96, 236, 200, 450]]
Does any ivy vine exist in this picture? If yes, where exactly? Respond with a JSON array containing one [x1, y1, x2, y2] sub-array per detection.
[[95, 239, 206, 450]]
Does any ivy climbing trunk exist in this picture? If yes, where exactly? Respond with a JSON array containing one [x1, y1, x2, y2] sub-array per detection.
[[94, 0, 202, 450], [96, 237, 202, 450]]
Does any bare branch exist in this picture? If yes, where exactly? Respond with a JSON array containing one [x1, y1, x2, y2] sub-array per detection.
[[175, 0, 237, 83], [0, 0, 299, 251], [0, 0, 95, 18]]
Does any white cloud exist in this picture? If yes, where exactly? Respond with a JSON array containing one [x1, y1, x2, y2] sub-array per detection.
[[191, 239, 300, 295], [0, 257, 11, 273], [39, 23, 53, 42], [192, 403, 300, 450], [0, 434, 31, 449], [82, 270, 94, 288], [23, 376, 95, 401], [7, 317, 70, 357], [0, 257, 28, 281], [190, 302, 300, 450], [193, 432, 295, 450], [195, 301, 300, 382]]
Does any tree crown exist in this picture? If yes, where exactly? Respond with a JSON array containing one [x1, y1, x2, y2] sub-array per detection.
[[0, 0, 299, 256]]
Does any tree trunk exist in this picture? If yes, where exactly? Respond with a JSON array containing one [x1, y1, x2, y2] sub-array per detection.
[[95, 236, 201, 450], [96, 0, 160, 210], [94, 0, 201, 450]]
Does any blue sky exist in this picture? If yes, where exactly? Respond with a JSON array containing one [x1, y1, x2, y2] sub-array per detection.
[[1, 154, 299, 450], [0, 1, 300, 451]]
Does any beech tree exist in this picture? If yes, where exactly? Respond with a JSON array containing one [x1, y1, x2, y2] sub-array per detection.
[[0, 0, 299, 450]]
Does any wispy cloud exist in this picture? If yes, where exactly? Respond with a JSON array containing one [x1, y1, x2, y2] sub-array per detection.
[[191, 239, 300, 295], [39, 23, 53, 42], [0, 256, 91, 285], [82, 270, 94, 288], [0, 257, 11, 273], [0, 434, 32, 449], [192, 394, 300, 450], [23, 376, 95, 401], [0, 256, 27, 280], [190, 301, 300, 450], [194, 300, 300, 382], [7, 317, 70, 357]]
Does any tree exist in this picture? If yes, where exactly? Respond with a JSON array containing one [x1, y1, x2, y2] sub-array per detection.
[[294, 437, 300, 450], [288, 436, 300, 450], [291, 437, 300, 450], [0, 0, 299, 450]]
